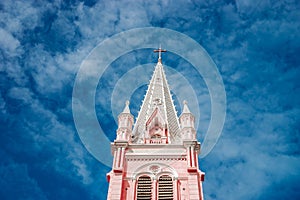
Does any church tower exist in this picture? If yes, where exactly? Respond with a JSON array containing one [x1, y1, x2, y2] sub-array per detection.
[[106, 48, 205, 200]]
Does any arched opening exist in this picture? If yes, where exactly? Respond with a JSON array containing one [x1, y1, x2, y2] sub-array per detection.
[[158, 175, 173, 200], [136, 175, 152, 200]]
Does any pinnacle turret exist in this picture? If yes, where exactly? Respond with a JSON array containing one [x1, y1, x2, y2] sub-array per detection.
[[116, 101, 134, 141], [180, 100, 196, 140]]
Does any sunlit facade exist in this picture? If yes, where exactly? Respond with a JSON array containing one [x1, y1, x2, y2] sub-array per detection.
[[107, 49, 205, 200]]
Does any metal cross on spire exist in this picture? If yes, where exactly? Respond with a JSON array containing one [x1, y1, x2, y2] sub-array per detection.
[[153, 45, 167, 63]]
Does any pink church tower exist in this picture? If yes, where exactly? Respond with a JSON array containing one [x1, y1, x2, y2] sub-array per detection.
[[106, 48, 205, 200]]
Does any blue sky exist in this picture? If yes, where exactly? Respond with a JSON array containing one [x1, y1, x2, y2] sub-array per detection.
[[0, 0, 300, 199]]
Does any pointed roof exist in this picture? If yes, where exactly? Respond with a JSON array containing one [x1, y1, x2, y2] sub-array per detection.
[[181, 100, 191, 114], [132, 58, 181, 143], [122, 100, 131, 114]]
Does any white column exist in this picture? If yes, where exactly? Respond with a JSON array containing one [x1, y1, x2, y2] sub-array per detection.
[[195, 150, 199, 168], [113, 149, 117, 168], [187, 147, 191, 167], [153, 178, 157, 200], [191, 146, 195, 167], [119, 147, 125, 168], [133, 179, 137, 200], [116, 147, 121, 168], [173, 178, 179, 200]]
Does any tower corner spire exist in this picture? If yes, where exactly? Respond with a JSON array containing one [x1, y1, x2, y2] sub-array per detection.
[[180, 100, 196, 140], [116, 100, 134, 142]]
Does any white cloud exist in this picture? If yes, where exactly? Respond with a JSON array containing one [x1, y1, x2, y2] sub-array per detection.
[[8, 87, 33, 104], [0, 0, 299, 199], [0, 28, 21, 56]]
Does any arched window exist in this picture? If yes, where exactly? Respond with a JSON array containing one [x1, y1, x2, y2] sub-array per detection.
[[136, 175, 152, 200], [158, 175, 173, 200]]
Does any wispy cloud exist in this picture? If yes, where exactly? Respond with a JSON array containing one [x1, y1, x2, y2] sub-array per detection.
[[0, 0, 299, 199]]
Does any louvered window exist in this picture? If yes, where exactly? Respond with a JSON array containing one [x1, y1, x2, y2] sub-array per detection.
[[158, 175, 173, 200], [136, 176, 152, 200]]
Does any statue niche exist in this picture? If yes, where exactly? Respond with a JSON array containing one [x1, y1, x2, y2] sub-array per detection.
[[145, 108, 168, 144]]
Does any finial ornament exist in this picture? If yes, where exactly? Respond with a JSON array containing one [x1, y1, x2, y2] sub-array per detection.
[[122, 100, 130, 113], [182, 100, 191, 113], [153, 45, 167, 63]]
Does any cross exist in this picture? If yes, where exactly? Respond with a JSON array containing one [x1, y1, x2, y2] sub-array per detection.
[[153, 45, 167, 63]]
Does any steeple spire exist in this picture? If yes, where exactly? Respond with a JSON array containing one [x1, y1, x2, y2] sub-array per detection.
[[132, 48, 181, 144]]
